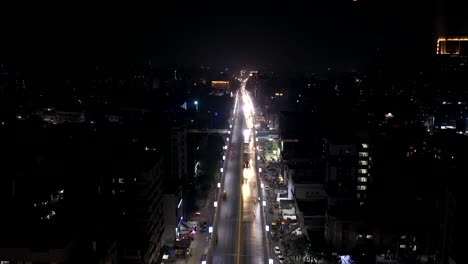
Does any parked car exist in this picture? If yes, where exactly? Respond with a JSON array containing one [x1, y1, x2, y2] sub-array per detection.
[[277, 255, 285, 263], [274, 246, 281, 255]]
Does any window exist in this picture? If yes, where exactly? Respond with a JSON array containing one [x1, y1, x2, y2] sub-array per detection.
[[358, 177, 367, 182], [358, 169, 368, 174], [357, 185, 367, 191], [362, 143, 369, 149], [366, 234, 373, 239], [359, 152, 368, 157], [359, 160, 368, 166]]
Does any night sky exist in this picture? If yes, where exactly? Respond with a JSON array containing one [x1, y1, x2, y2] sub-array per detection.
[[2, 0, 467, 71]]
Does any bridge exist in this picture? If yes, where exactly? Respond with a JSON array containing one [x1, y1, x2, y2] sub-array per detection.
[[187, 128, 229, 134]]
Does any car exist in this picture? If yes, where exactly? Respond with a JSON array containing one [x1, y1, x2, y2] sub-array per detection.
[[277, 255, 285, 263], [274, 246, 281, 255]]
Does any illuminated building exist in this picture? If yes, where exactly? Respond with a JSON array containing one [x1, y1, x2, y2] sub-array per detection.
[[211, 80, 229, 90], [436, 36, 468, 55]]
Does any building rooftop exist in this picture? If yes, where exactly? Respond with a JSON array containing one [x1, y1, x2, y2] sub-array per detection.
[[296, 199, 327, 216]]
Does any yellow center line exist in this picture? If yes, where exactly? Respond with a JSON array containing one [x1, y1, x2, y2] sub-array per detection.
[[236, 142, 243, 264]]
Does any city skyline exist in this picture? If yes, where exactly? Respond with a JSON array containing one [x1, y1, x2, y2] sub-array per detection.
[[3, 0, 466, 72]]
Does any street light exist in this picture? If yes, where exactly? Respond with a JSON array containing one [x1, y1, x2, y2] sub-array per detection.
[[214, 201, 218, 208], [220, 168, 223, 173]]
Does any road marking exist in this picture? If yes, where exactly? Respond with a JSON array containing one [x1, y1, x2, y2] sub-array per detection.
[[236, 142, 243, 264]]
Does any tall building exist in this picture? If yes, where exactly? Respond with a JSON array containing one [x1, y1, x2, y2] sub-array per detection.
[[113, 153, 165, 264], [170, 126, 188, 182], [0, 64, 28, 98], [324, 132, 373, 253]]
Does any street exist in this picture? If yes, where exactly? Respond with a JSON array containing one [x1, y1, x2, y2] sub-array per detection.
[[210, 84, 267, 264]]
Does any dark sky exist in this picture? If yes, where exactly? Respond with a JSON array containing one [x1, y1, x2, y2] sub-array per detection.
[[2, 0, 466, 71]]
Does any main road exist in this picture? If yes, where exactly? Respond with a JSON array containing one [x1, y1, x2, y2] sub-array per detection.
[[210, 84, 268, 264]]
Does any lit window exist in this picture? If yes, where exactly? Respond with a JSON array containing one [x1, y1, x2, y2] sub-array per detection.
[[359, 152, 368, 157], [366, 234, 373, 239], [118, 178, 124, 184], [357, 193, 361, 198], [358, 177, 367, 182], [362, 143, 369, 149], [358, 169, 368, 174], [357, 185, 367, 191], [359, 160, 368, 165]]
